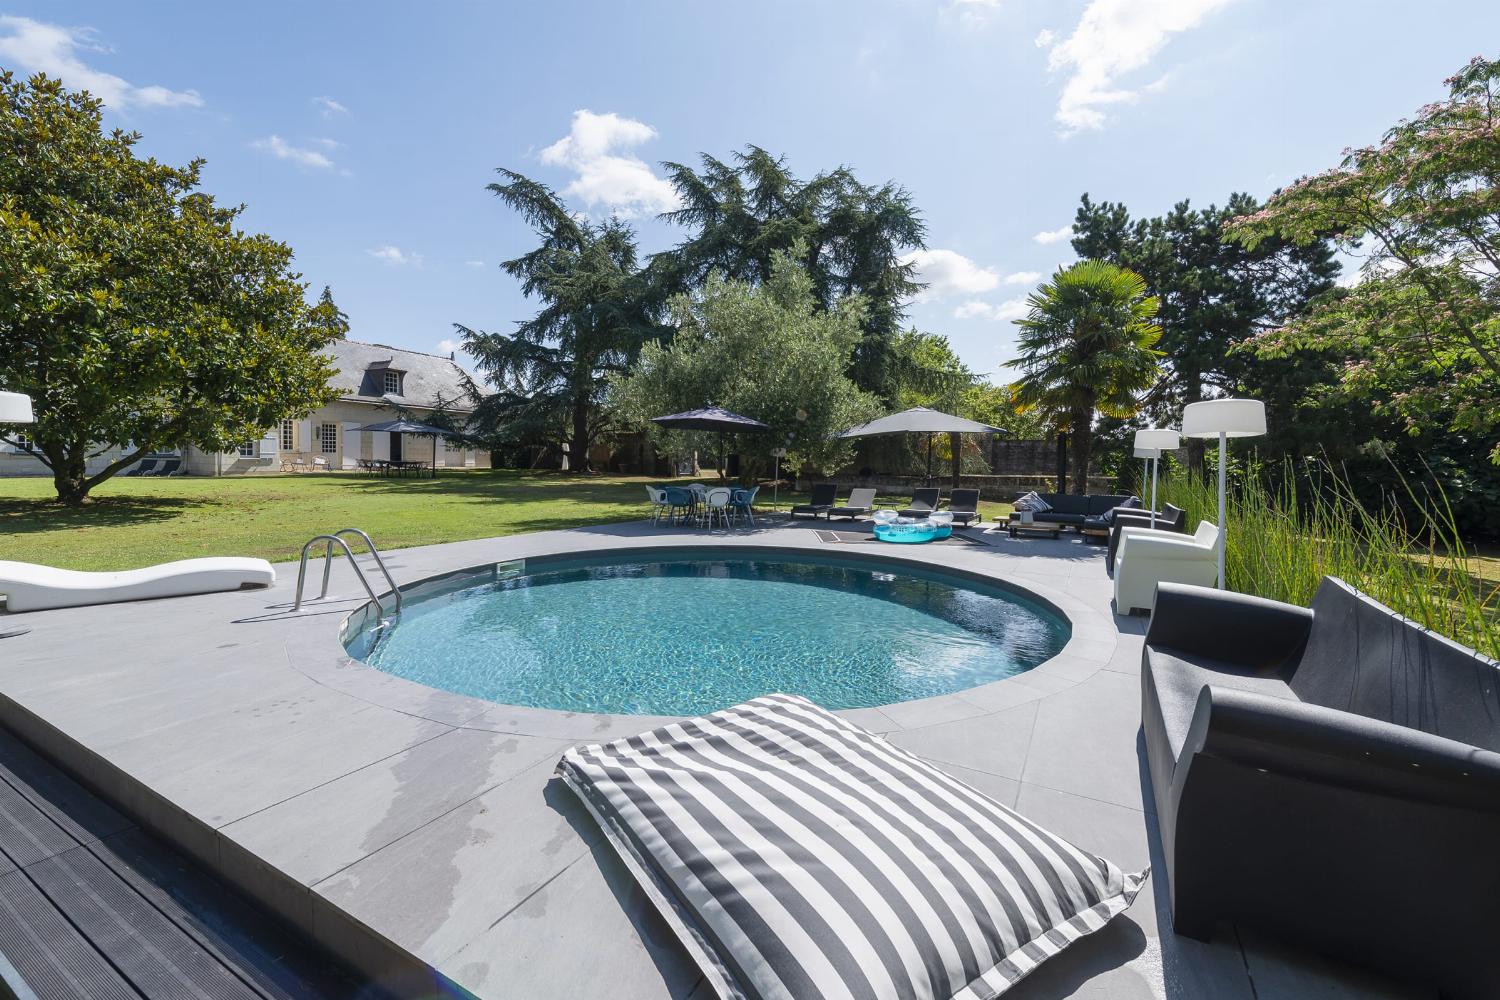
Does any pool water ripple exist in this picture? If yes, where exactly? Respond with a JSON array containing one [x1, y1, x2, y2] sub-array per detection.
[[348, 556, 1069, 716]]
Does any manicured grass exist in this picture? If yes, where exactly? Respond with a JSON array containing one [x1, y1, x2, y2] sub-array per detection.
[[0, 473, 1015, 571], [0, 471, 661, 571]]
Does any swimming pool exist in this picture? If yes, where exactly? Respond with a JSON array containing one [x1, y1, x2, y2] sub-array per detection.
[[343, 552, 1070, 716]]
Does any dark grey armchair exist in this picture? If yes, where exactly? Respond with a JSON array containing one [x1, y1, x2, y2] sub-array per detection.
[[1106, 502, 1186, 573], [1142, 577, 1500, 999]]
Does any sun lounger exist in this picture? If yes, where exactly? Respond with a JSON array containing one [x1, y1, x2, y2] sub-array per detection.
[[123, 458, 160, 477], [0, 558, 276, 613], [947, 487, 982, 526], [899, 487, 941, 516], [790, 483, 837, 519], [153, 458, 181, 477], [827, 487, 878, 520]]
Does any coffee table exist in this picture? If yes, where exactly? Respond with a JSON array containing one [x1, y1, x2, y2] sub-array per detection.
[[1007, 521, 1061, 539], [1080, 527, 1110, 544]]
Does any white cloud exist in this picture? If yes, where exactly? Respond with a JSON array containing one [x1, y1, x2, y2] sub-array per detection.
[[943, 0, 1003, 24], [251, 135, 334, 170], [901, 248, 1000, 299], [1033, 225, 1074, 245], [1037, 0, 1233, 132], [1003, 270, 1041, 285], [538, 110, 680, 216], [367, 245, 422, 267], [0, 16, 202, 109], [311, 137, 340, 150], [1034, 28, 1057, 48], [464, 260, 486, 268], [313, 96, 348, 117], [954, 297, 1030, 322]]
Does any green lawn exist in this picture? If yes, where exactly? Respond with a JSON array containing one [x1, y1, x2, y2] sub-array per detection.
[[0, 472, 1016, 571]]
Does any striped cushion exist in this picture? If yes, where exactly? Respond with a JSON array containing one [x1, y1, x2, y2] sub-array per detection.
[[556, 694, 1148, 1000]]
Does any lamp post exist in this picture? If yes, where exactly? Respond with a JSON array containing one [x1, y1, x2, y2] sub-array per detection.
[[1132, 446, 1153, 511], [1181, 399, 1266, 589], [0, 391, 36, 639], [1132, 428, 1180, 528]]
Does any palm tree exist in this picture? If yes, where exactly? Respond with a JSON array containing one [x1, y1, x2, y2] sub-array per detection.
[[1008, 261, 1163, 493]]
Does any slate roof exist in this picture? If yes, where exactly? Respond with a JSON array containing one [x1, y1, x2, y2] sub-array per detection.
[[324, 339, 479, 412]]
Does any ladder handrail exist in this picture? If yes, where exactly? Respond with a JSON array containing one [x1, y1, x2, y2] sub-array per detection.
[[292, 529, 402, 616], [332, 527, 402, 614]]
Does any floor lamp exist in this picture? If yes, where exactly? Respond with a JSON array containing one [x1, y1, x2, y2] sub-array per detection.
[[1181, 399, 1266, 589], [0, 391, 35, 638], [1132, 428, 1180, 528]]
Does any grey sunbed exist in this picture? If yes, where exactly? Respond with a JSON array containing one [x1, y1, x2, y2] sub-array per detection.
[[791, 483, 838, 519], [827, 488, 878, 520], [899, 488, 941, 517], [947, 488, 982, 526]]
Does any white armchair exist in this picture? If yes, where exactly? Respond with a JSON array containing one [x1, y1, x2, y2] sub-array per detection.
[[1114, 520, 1220, 615]]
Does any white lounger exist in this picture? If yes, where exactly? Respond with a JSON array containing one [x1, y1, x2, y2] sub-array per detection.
[[0, 558, 276, 613]]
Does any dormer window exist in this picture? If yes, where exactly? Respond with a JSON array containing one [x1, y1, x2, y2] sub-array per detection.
[[383, 370, 403, 395]]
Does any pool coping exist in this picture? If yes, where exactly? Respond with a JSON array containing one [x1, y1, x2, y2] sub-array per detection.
[[293, 537, 1119, 743]]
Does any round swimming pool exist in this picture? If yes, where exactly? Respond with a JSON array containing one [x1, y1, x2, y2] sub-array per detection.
[[343, 552, 1070, 716]]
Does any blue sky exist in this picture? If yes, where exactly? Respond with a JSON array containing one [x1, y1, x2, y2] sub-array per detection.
[[2, 1, 1492, 382]]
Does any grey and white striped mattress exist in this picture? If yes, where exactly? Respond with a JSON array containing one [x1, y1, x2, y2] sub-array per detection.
[[557, 694, 1148, 1000]]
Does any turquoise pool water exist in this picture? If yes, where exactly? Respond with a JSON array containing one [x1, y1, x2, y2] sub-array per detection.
[[346, 554, 1069, 716]]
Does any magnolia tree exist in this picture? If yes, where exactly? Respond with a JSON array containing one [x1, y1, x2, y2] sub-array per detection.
[[1227, 55, 1500, 461], [0, 74, 338, 504], [610, 251, 881, 477]]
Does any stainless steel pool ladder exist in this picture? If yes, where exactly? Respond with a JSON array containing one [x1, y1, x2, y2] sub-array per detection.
[[293, 528, 402, 617]]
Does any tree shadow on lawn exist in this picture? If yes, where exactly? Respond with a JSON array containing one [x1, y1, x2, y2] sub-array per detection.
[[0, 495, 211, 534], [335, 473, 654, 508]]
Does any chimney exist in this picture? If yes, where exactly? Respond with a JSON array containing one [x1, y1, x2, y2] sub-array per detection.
[[449, 351, 455, 361]]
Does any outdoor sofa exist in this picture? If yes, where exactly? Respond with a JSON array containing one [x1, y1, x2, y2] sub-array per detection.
[[1107, 503, 1186, 573], [1142, 578, 1500, 999], [1009, 493, 1137, 530]]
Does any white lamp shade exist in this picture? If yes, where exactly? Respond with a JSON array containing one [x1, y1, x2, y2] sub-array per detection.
[[0, 391, 34, 424], [1133, 428, 1180, 452], [1132, 446, 1158, 459], [1181, 398, 1266, 439]]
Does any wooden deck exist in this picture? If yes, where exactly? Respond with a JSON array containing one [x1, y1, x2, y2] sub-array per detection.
[[0, 729, 378, 1000]]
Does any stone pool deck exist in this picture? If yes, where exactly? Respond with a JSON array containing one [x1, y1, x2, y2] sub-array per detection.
[[0, 518, 1430, 999]]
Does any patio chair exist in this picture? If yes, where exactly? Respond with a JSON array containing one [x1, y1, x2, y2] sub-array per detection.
[[124, 458, 159, 477], [827, 487, 878, 521], [899, 487, 941, 517], [1142, 577, 1500, 997], [1107, 503, 1186, 573], [947, 488, 982, 526], [790, 483, 838, 519], [645, 486, 669, 525], [154, 458, 181, 477], [1113, 519, 1219, 615], [662, 487, 696, 524], [312, 457, 329, 472], [703, 487, 734, 529], [730, 485, 759, 526]]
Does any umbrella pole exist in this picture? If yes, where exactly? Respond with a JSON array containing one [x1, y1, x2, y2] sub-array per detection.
[[926, 433, 933, 487]]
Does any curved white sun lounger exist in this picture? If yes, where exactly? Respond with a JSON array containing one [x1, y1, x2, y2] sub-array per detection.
[[0, 558, 276, 613]]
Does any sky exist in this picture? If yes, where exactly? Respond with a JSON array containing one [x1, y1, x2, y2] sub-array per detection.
[[2, 1, 1493, 384]]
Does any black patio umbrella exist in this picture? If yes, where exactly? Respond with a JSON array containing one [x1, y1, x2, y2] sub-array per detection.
[[651, 407, 770, 479], [354, 419, 454, 478]]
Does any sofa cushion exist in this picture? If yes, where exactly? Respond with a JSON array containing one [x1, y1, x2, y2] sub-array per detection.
[[1040, 494, 1089, 515], [557, 694, 1149, 1000], [1291, 578, 1500, 751], [1146, 649, 1299, 763], [1037, 512, 1086, 526], [1085, 495, 1133, 516]]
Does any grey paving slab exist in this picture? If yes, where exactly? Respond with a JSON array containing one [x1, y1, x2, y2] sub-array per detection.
[[1237, 927, 1437, 999], [438, 842, 705, 1000], [1019, 670, 1155, 812], [312, 756, 600, 967], [222, 727, 568, 886], [887, 701, 1039, 780], [926, 760, 1022, 809]]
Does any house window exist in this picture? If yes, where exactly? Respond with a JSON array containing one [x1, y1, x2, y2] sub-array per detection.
[[281, 419, 296, 451], [319, 423, 339, 454], [383, 370, 402, 395], [238, 440, 258, 458], [8, 433, 32, 453]]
